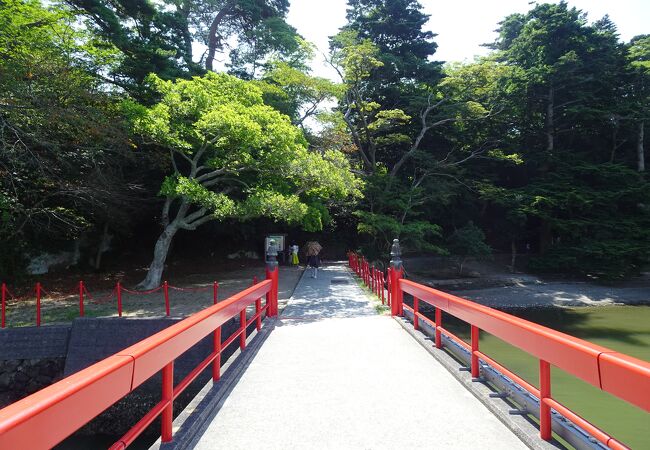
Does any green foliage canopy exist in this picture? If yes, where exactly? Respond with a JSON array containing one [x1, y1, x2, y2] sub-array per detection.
[[125, 72, 361, 231]]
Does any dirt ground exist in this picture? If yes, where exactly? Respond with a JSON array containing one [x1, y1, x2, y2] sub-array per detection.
[[2, 264, 305, 327]]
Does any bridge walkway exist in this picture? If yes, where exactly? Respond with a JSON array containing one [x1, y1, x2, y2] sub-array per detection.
[[165, 264, 527, 449]]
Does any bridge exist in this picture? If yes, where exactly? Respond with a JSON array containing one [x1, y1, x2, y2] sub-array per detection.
[[0, 240, 648, 449]]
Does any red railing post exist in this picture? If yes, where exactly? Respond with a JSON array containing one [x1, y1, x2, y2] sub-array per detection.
[[414, 296, 419, 330], [239, 308, 247, 350], [376, 269, 380, 296], [386, 268, 391, 306], [540, 359, 552, 440], [161, 362, 174, 442], [213, 281, 218, 305], [435, 308, 442, 349], [255, 296, 262, 331], [212, 326, 222, 382], [1, 283, 6, 329], [1, 283, 7, 328], [471, 325, 480, 378], [163, 281, 170, 317], [36, 282, 41, 327], [381, 273, 386, 304], [79, 281, 84, 317], [389, 239, 404, 316], [389, 271, 402, 316], [364, 260, 368, 286], [116, 282, 122, 317], [376, 269, 380, 297], [265, 266, 279, 317]]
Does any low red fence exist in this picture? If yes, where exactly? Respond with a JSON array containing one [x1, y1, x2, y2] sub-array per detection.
[[348, 252, 650, 450], [0, 278, 231, 328], [348, 253, 391, 306], [0, 267, 279, 449]]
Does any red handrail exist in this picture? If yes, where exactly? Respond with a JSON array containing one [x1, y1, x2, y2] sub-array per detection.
[[0, 270, 279, 449], [396, 276, 650, 449]]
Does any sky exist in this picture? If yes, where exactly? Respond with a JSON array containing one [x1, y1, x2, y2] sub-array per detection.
[[286, 0, 650, 80]]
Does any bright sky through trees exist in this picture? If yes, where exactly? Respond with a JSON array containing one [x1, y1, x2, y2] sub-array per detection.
[[287, 0, 650, 78]]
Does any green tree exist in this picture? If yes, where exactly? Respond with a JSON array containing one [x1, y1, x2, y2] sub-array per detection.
[[486, 2, 644, 267], [447, 221, 492, 276], [519, 161, 650, 279], [328, 30, 512, 253], [69, 0, 301, 95], [68, 0, 202, 93], [342, 0, 441, 108], [257, 40, 342, 128], [625, 35, 650, 171], [0, 0, 143, 276], [125, 73, 361, 288]]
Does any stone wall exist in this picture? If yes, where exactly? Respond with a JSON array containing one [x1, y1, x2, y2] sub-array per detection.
[[0, 358, 65, 406], [0, 316, 255, 438], [0, 324, 70, 407]]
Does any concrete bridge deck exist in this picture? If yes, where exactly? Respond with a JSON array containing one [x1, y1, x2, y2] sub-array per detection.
[[161, 264, 527, 449]]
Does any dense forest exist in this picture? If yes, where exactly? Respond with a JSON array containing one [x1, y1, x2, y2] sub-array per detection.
[[1, 0, 649, 285]]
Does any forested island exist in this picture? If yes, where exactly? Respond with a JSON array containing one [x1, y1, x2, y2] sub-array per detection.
[[1, 0, 649, 285]]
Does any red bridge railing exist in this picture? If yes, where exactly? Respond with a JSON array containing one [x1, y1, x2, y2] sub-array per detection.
[[0, 267, 279, 449], [348, 251, 650, 450]]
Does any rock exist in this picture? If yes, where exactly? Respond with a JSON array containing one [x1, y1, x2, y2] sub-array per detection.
[[14, 371, 29, 384], [27, 250, 77, 275], [0, 372, 12, 388], [36, 375, 52, 385], [226, 250, 259, 260], [0, 360, 20, 372]]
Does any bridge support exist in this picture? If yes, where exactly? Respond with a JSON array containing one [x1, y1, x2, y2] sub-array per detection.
[[389, 239, 403, 317]]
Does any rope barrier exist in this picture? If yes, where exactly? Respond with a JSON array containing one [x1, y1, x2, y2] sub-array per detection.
[[121, 286, 163, 295], [83, 286, 116, 305], [4, 286, 16, 301], [167, 285, 212, 292]]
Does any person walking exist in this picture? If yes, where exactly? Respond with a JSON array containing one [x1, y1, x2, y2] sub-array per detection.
[[290, 243, 300, 266], [304, 241, 322, 278]]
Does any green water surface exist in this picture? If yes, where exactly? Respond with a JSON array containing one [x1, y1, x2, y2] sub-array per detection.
[[442, 305, 650, 449]]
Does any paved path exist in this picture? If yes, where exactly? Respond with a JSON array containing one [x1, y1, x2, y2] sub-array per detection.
[[192, 264, 527, 449]]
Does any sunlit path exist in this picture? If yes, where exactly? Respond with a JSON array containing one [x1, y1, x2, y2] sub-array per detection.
[[186, 264, 526, 449]]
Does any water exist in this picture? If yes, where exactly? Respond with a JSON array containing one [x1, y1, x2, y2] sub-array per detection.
[[441, 305, 650, 449]]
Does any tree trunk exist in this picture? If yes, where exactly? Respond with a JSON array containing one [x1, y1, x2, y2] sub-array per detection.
[[638, 120, 645, 172], [539, 221, 552, 255], [205, 3, 234, 71], [137, 224, 179, 289], [510, 239, 517, 273], [93, 223, 110, 270]]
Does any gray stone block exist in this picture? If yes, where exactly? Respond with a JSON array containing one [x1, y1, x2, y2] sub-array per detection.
[[0, 325, 70, 359]]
